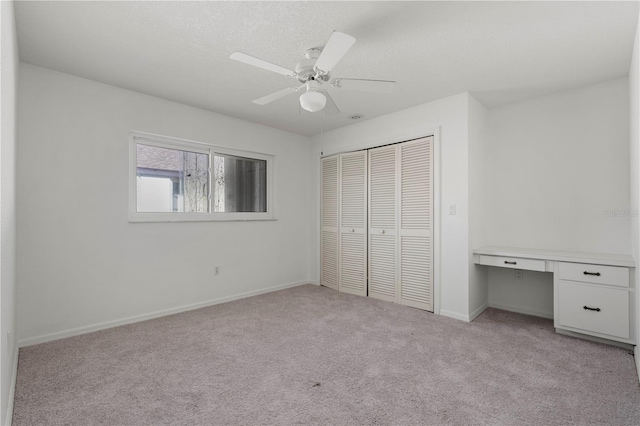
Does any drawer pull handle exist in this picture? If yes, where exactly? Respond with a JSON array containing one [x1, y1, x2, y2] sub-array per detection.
[[583, 306, 601, 312], [504, 261, 517, 265], [583, 271, 601, 277]]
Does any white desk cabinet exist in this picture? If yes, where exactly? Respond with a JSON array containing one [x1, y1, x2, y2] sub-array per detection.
[[474, 247, 636, 345]]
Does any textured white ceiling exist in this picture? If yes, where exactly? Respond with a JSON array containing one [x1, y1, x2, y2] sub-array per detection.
[[15, 1, 640, 136]]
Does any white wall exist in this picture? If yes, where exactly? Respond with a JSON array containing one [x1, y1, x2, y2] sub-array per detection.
[[468, 94, 489, 319], [629, 12, 639, 377], [486, 78, 631, 317], [311, 93, 472, 320], [17, 64, 313, 345], [0, 1, 19, 424]]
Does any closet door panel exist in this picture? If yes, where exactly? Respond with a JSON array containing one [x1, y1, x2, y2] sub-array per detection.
[[401, 139, 431, 229], [368, 146, 397, 301], [321, 231, 339, 290], [321, 155, 339, 291], [369, 234, 396, 301], [339, 151, 367, 296], [341, 152, 367, 230], [398, 138, 433, 311], [400, 236, 431, 309], [369, 147, 396, 230], [340, 232, 367, 295]]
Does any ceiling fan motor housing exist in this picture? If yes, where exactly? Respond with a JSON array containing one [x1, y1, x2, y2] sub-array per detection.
[[296, 48, 330, 83]]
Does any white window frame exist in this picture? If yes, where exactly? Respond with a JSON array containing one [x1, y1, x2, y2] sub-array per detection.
[[129, 131, 276, 222]]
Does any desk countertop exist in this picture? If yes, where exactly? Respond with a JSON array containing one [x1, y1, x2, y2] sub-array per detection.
[[473, 246, 635, 268]]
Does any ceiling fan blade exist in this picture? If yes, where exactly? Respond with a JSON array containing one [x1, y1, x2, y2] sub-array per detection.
[[320, 91, 340, 116], [314, 31, 356, 74], [252, 86, 303, 105], [332, 78, 396, 94], [230, 52, 296, 77]]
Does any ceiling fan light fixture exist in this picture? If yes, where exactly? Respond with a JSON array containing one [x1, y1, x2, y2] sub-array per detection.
[[299, 90, 327, 112]]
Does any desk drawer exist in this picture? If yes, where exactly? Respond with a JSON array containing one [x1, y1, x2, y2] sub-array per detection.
[[558, 262, 629, 288], [557, 281, 629, 339], [478, 255, 546, 272]]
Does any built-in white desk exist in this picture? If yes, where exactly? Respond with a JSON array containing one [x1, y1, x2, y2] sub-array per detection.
[[474, 246, 636, 346]]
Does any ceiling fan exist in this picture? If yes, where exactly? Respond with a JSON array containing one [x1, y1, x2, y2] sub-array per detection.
[[230, 31, 396, 114]]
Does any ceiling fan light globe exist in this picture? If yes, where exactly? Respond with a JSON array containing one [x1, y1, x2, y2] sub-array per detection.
[[299, 91, 327, 112]]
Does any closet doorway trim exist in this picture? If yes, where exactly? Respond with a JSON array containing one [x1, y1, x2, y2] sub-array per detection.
[[319, 126, 441, 316]]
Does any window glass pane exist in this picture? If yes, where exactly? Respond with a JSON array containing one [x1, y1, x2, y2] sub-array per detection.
[[213, 154, 267, 213], [136, 144, 209, 213]]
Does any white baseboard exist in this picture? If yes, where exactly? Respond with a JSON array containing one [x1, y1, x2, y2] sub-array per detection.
[[439, 309, 470, 323], [469, 303, 489, 322], [4, 345, 18, 426], [19, 281, 309, 348], [441, 305, 488, 323], [488, 302, 553, 319], [555, 329, 633, 350], [635, 346, 640, 385]]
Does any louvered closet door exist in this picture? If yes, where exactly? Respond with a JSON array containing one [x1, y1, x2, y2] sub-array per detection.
[[368, 146, 397, 302], [398, 137, 433, 311], [339, 151, 367, 296], [321, 155, 339, 291]]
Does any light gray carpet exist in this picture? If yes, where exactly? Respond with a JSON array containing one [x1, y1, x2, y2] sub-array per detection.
[[12, 284, 640, 425]]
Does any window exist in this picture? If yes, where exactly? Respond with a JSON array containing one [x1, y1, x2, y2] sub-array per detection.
[[136, 143, 210, 213], [212, 153, 267, 213], [130, 132, 274, 222]]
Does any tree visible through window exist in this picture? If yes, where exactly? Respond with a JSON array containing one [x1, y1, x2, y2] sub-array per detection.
[[213, 155, 225, 213], [213, 154, 267, 213]]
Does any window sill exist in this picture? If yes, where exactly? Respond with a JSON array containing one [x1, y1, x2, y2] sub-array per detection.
[[129, 214, 277, 223]]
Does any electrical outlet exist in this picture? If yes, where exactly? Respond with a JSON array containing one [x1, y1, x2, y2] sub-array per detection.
[[214, 266, 220, 275], [515, 270, 523, 280], [6, 331, 11, 354], [449, 204, 456, 215]]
